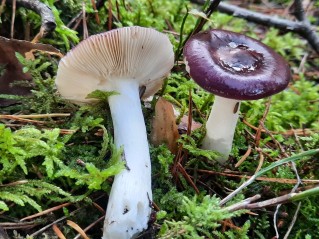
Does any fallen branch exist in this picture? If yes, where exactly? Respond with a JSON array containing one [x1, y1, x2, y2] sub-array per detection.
[[191, 1, 319, 54], [20, 203, 71, 221], [0, 113, 71, 124], [6, 0, 56, 36], [227, 186, 319, 211], [0, 113, 70, 119]]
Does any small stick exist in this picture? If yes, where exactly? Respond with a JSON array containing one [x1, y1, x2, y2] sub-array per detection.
[[274, 204, 281, 239], [255, 97, 271, 147], [254, 150, 264, 175], [297, 53, 308, 74], [52, 129, 76, 134], [187, 89, 193, 136], [290, 124, 304, 151], [178, 163, 200, 194], [0, 180, 28, 187], [108, 0, 112, 30], [10, 0, 16, 39], [260, 122, 287, 156], [283, 202, 301, 239], [90, 0, 100, 24], [0, 113, 71, 119], [20, 203, 71, 221], [67, 12, 82, 28], [171, 143, 184, 182], [115, 0, 121, 21], [290, 160, 301, 192], [29, 207, 82, 237], [227, 187, 319, 211], [0, 115, 45, 124], [225, 194, 261, 212], [151, 201, 160, 212], [72, 16, 83, 31], [192, 0, 222, 35], [82, 1, 89, 39], [92, 202, 105, 214], [235, 145, 252, 167], [0, 221, 39, 230], [73, 216, 105, 239]]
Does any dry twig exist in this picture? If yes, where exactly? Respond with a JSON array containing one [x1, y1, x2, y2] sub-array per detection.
[[20, 203, 71, 221], [6, 0, 56, 37], [191, 0, 319, 53], [235, 145, 252, 167]]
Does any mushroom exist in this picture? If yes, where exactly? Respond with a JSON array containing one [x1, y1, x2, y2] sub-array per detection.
[[55, 26, 174, 239], [183, 29, 291, 164]]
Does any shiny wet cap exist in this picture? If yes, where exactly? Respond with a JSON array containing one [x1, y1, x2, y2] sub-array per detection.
[[183, 29, 291, 100]]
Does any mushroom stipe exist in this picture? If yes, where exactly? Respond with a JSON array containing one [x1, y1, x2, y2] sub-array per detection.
[[55, 26, 174, 239]]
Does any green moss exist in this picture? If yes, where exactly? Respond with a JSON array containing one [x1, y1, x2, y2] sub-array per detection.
[[0, 0, 318, 238]]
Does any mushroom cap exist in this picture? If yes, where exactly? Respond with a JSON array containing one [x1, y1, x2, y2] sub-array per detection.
[[55, 26, 174, 104], [183, 29, 291, 100]]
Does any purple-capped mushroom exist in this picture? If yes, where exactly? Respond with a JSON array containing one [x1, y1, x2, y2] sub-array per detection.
[[183, 29, 291, 163]]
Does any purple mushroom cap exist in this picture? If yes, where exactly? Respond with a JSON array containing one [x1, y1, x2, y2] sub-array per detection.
[[183, 29, 291, 100]]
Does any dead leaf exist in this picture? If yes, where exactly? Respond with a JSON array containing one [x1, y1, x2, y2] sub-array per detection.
[[150, 97, 179, 154], [52, 224, 67, 239], [0, 36, 62, 106], [66, 220, 90, 239], [178, 115, 202, 134]]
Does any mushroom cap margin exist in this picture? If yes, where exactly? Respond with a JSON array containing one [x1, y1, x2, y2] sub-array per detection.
[[183, 29, 291, 100], [55, 26, 174, 104]]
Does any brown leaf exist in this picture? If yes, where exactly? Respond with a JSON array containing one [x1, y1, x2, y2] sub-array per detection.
[[178, 115, 202, 134], [150, 97, 179, 154], [66, 220, 90, 239], [0, 36, 62, 106], [52, 224, 67, 239]]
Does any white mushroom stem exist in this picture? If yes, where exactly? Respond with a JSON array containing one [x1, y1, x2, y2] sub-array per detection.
[[102, 79, 152, 239], [201, 96, 241, 164]]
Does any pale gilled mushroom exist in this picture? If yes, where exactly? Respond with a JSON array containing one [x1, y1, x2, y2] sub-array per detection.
[[183, 29, 291, 164], [55, 26, 174, 239]]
